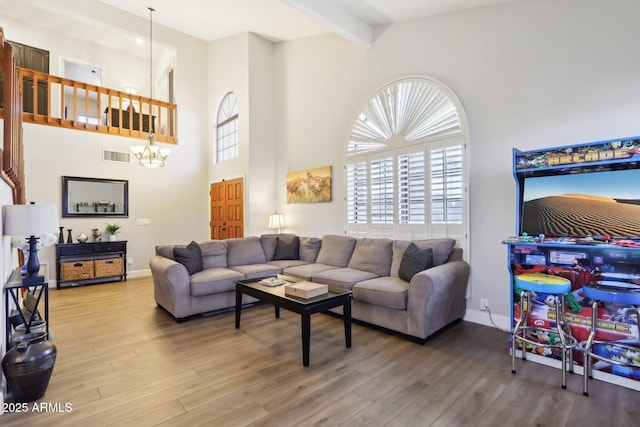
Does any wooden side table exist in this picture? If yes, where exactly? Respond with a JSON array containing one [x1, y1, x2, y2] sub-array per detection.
[[3, 267, 49, 351]]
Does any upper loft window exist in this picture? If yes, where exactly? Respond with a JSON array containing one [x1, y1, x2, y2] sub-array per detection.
[[216, 92, 239, 163]]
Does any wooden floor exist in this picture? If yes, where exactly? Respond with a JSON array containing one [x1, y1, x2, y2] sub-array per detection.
[[1, 277, 638, 426]]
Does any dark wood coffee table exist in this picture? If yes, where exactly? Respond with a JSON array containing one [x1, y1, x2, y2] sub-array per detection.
[[235, 278, 352, 366]]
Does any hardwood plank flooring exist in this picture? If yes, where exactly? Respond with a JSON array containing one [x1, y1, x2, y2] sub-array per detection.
[[1, 277, 638, 426]]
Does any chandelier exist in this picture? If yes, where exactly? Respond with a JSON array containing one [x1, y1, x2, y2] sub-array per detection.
[[131, 6, 170, 168]]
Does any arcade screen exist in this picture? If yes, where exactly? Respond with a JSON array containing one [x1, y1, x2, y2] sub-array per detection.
[[520, 168, 640, 237]]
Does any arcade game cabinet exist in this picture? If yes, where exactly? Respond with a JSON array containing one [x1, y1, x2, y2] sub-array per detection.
[[504, 136, 640, 388]]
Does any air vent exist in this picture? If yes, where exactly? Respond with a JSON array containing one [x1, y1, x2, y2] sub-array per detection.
[[103, 149, 131, 163]]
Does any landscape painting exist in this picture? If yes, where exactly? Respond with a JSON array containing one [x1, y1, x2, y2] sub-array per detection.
[[521, 168, 640, 237], [286, 166, 332, 203]]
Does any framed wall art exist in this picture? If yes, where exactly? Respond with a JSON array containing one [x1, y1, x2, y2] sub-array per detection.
[[286, 166, 332, 203]]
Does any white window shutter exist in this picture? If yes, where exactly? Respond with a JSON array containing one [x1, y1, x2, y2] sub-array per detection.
[[370, 158, 394, 224]]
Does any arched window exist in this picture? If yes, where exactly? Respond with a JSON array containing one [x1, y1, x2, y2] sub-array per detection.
[[216, 92, 239, 163], [345, 77, 469, 254]]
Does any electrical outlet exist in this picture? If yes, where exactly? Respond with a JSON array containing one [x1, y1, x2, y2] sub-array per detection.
[[127, 257, 133, 266], [480, 298, 489, 311]]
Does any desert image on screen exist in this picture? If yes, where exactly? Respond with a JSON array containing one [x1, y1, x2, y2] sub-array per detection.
[[521, 169, 640, 237]]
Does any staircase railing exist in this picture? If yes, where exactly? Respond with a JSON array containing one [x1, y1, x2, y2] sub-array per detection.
[[0, 28, 25, 204]]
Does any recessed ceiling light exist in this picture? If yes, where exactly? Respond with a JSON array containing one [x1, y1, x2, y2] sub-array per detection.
[[135, 37, 144, 45]]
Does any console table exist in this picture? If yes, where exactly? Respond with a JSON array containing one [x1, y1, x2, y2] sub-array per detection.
[[56, 241, 127, 289]]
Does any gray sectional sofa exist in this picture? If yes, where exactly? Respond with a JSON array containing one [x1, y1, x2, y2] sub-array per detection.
[[150, 234, 470, 341]]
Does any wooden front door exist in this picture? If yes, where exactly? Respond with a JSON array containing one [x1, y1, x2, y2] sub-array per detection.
[[210, 177, 244, 239]]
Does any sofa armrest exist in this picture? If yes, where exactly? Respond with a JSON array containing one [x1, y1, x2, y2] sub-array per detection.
[[149, 255, 191, 319], [406, 260, 470, 339]]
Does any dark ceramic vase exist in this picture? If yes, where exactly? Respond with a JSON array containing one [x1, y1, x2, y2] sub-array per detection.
[[8, 320, 47, 349], [2, 331, 57, 402]]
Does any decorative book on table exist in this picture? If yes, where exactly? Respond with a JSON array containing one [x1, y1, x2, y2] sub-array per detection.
[[284, 281, 328, 299], [259, 277, 287, 286]]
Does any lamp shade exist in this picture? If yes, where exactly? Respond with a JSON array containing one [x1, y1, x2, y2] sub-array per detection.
[[268, 214, 284, 230], [3, 204, 60, 236]]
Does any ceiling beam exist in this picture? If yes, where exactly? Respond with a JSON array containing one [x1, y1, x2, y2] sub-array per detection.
[[282, 0, 373, 47]]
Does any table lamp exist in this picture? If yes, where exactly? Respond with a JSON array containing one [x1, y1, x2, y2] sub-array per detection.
[[268, 213, 284, 234], [3, 203, 60, 284]]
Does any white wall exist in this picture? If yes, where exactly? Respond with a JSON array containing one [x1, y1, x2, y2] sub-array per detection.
[[208, 33, 250, 216], [208, 33, 278, 236], [273, 0, 640, 320], [0, 170, 15, 408], [274, 34, 361, 237], [23, 124, 205, 276], [247, 34, 277, 234], [0, 170, 13, 282]]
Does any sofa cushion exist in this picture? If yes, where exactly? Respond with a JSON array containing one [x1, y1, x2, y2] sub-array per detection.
[[390, 240, 411, 277], [260, 234, 277, 260], [413, 238, 456, 266], [312, 268, 378, 291], [299, 237, 322, 262], [228, 263, 281, 280], [273, 235, 300, 260], [156, 244, 177, 260], [173, 241, 203, 275], [260, 233, 298, 260], [226, 236, 267, 267], [316, 235, 356, 267], [283, 263, 340, 281], [353, 277, 409, 310], [190, 268, 244, 296], [267, 259, 309, 269], [348, 238, 392, 277], [398, 243, 433, 282], [200, 240, 228, 269]]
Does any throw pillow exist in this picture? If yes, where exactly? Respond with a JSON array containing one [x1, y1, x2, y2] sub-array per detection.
[[398, 243, 433, 282], [299, 237, 322, 262], [273, 236, 300, 260], [173, 241, 203, 275]]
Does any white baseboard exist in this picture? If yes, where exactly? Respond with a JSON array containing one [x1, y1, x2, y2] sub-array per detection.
[[126, 269, 151, 279], [47, 269, 151, 288], [464, 308, 511, 332]]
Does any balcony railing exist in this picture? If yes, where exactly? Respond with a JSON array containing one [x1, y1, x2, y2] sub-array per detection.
[[5, 67, 178, 144]]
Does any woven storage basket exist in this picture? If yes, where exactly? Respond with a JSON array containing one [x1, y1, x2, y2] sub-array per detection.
[[94, 258, 123, 278], [61, 261, 94, 281]]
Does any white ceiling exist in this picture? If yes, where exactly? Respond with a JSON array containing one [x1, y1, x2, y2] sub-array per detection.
[[1, 0, 523, 49], [101, 0, 524, 45]]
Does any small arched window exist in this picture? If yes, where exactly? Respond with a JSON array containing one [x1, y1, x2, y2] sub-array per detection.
[[216, 92, 239, 163]]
